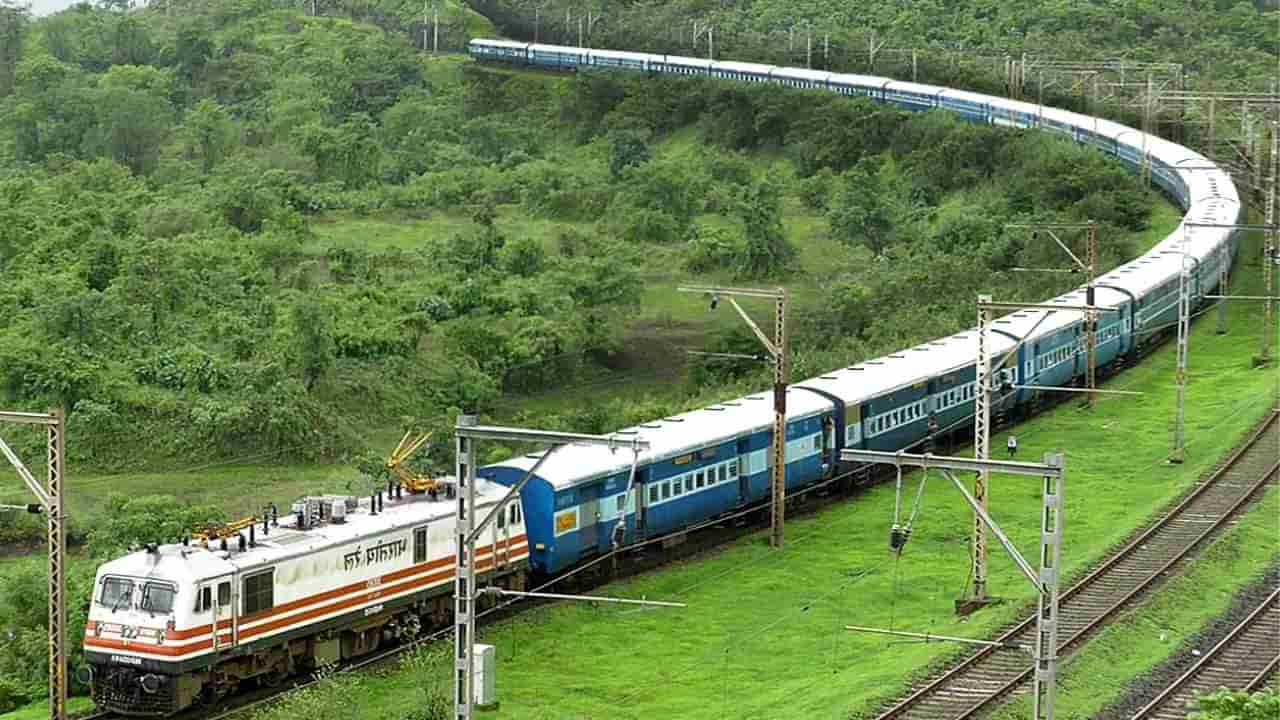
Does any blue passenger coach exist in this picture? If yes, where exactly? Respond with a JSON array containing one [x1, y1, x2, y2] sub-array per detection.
[[481, 391, 835, 574], [466, 38, 1243, 581]]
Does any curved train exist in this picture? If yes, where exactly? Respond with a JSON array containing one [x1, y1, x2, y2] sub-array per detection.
[[84, 39, 1241, 715], [467, 39, 1242, 576]]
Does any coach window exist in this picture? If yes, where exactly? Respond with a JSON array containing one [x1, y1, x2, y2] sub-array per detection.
[[728, 460, 739, 478], [662, 482, 670, 500], [243, 570, 274, 616], [217, 581, 231, 607], [649, 485, 659, 504], [414, 527, 427, 564], [195, 586, 212, 613]]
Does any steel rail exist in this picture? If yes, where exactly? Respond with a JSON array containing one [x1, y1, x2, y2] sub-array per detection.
[[1130, 587, 1280, 719], [876, 410, 1279, 720]]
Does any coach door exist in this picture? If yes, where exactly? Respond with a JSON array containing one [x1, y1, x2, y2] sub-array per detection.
[[206, 575, 235, 651], [578, 497, 599, 552]]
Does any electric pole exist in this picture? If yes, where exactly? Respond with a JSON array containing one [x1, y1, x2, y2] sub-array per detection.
[[452, 419, 651, 720], [1168, 221, 1277, 460], [1005, 222, 1101, 407], [1170, 222, 1192, 464], [972, 295, 993, 604], [0, 409, 66, 720], [677, 286, 788, 548], [1085, 221, 1098, 407], [1265, 121, 1278, 364], [966, 298, 1117, 610], [843, 448, 1065, 720]]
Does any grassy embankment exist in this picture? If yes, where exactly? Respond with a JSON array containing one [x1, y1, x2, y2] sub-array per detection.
[[989, 488, 1278, 720], [240, 230, 1278, 720]]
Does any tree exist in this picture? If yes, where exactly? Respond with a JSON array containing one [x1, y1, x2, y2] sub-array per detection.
[[87, 494, 224, 558], [173, 20, 213, 85], [291, 298, 333, 391], [607, 129, 650, 181], [90, 85, 171, 175], [829, 162, 895, 257], [292, 114, 382, 188], [0, 2, 26, 98], [182, 99, 236, 173], [735, 172, 795, 278]]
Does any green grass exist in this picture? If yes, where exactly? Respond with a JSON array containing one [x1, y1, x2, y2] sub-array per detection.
[[2, 695, 96, 720], [989, 488, 1279, 720], [0, 459, 365, 524], [244, 229, 1278, 720]]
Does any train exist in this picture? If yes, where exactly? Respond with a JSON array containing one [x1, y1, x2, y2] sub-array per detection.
[[83, 38, 1241, 716], [467, 39, 1243, 576], [84, 486, 529, 714]]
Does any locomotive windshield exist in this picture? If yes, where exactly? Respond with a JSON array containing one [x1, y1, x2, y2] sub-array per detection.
[[99, 577, 133, 610], [140, 582, 176, 614]]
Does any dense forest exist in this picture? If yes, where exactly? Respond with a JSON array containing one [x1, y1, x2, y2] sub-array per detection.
[[473, 0, 1278, 94], [0, 0, 1164, 471], [0, 0, 1239, 709]]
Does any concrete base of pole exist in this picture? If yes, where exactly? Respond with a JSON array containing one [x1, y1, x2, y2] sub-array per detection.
[[955, 595, 1005, 616]]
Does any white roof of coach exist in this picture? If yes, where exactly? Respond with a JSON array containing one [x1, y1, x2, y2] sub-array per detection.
[[882, 80, 947, 97], [589, 48, 653, 63], [489, 389, 832, 492], [828, 73, 890, 90], [471, 39, 528, 50], [710, 60, 776, 75], [771, 67, 832, 83], [938, 88, 991, 105], [661, 55, 713, 70], [529, 43, 585, 55]]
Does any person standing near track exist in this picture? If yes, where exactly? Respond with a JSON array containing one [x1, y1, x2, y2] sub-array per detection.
[[1007, 434, 1017, 457]]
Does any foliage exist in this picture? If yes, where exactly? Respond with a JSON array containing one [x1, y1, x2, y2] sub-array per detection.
[[475, 0, 1274, 99], [87, 493, 225, 558], [733, 171, 795, 278], [828, 160, 895, 257], [1191, 689, 1280, 720], [0, 492, 219, 709]]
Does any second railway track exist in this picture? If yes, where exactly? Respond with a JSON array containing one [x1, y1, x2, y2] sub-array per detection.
[[875, 410, 1280, 720], [1129, 586, 1280, 719]]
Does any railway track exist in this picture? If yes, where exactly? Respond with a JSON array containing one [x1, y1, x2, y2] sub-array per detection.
[[1129, 586, 1280, 719], [875, 410, 1280, 720]]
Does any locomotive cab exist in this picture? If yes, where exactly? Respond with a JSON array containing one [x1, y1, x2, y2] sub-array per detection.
[[85, 544, 227, 715]]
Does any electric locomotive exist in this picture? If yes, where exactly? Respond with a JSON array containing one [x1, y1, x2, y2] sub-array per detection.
[[84, 482, 528, 715]]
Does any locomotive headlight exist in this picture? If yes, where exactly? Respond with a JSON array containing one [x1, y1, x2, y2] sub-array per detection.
[[139, 674, 162, 694]]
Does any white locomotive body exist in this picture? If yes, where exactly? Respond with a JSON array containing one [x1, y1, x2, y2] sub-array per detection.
[[84, 484, 528, 715]]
